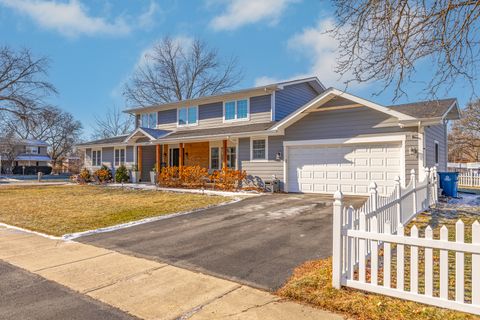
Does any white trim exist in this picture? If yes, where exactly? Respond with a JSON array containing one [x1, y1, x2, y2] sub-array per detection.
[[283, 134, 407, 147], [123, 127, 156, 143], [442, 99, 460, 120], [209, 146, 220, 170], [223, 98, 250, 123], [250, 136, 268, 161], [271, 88, 416, 131], [114, 147, 126, 167], [277, 77, 326, 91], [177, 106, 199, 127], [283, 143, 288, 193], [91, 148, 102, 167]]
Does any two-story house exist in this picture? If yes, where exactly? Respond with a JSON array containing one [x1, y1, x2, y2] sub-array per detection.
[[0, 138, 52, 175], [77, 77, 460, 195]]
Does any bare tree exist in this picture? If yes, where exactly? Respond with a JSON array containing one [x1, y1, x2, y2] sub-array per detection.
[[0, 46, 57, 117], [448, 99, 480, 162], [331, 0, 480, 99], [124, 37, 242, 106], [0, 107, 82, 171], [91, 106, 134, 139], [0, 132, 20, 174]]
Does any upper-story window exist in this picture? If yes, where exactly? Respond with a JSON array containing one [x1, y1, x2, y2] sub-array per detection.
[[25, 146, 39, 154], [141, 112, 157, 129], [224, 99, 249, 121], [178, 106, 198, 126]]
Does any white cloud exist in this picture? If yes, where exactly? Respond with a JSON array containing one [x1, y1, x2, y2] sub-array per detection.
[[210, 0, 298, 31], [255, 18, 356, 89], [138, 1, 160, 29], [0, 0, 161, 37]]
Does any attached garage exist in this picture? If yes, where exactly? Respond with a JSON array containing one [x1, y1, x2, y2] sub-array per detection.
[[285, 140, 403, 196]]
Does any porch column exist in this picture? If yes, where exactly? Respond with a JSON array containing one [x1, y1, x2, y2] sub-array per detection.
[[138, 146, 143, 173], [179, 143, 184, 172], [165, 144, 169, 167], [222, 140, 228, 169], [156, 145, 161, 173]]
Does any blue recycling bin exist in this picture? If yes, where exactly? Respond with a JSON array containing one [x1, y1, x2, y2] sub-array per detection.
[[438, 172, 459, 197]]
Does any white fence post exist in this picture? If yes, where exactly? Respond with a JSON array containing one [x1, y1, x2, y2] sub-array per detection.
[[432, 167, 438, 202], [395, 176, 402, 225], [369, 182, 378, 231], [411, 169, 417, 214], [332, 190, 344, 289], [425, 167, 431, 208]]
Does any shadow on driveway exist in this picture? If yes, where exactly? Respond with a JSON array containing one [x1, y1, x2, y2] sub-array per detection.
[[78, 193, 365, 291]]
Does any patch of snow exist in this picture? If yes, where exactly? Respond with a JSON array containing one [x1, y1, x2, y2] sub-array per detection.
[[254, 204, 317, 219], [444, 192, 480, 208]]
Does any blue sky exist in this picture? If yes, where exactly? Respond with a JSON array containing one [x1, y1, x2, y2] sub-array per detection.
[[0, 0, 474, 138]]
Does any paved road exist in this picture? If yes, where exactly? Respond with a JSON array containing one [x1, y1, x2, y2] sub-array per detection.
[[79, 193, 365, 290], [0, 261, 136, 320]]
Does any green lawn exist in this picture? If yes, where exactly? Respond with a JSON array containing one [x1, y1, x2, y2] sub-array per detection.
[[0, 185, 229, 236]]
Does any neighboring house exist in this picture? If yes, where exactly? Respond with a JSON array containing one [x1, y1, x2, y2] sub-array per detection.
[[0, 138, 52, 175], [77, 77, 460, 195]]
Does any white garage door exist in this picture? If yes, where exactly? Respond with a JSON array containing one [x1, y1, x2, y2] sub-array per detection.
[[287, 143, 402, 195]]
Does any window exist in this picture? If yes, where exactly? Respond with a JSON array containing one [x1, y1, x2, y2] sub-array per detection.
[[224, 99, 249, 121], [26, 146, 38, 154], [141, 112, 157, 128], [92, 150, 102, 166], [434, 141, 439, 165], [210, 147, 220, 169], [114, 148, 126, 167], [227, 147, 236, 168], [178, 106, 198, 126], [251, 139, 267, 160]]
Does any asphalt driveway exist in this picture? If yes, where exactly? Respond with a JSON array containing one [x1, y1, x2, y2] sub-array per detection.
[[79, 193, 365, 290]]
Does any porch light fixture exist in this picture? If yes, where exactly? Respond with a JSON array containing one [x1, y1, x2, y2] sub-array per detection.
[[276, 152, 282, 160]]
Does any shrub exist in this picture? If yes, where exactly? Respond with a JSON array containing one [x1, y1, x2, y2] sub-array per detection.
[[158, 166, 180, 187], [71, 168, 91, 184], [115, 164, 129, 183], [93, 165, 112, 184], [210, 168, 247, 191], [179, 165, 209, 188]]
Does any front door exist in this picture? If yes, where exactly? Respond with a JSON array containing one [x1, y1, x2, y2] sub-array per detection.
[[170, 148, 180, 167]]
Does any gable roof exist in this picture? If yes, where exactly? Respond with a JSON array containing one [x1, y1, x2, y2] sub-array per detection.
[[388, 98, 459, 119], [76, 135, 129, 147], [271, 88, 416, 131], [123, 77, 325, 114]]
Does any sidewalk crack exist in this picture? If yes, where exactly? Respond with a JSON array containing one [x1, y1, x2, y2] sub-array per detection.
[[175, 285, 242, 320], [83, 264, 168, 294], [33, 252, 115, 272]]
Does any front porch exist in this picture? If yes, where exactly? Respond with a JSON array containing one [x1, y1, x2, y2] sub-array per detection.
[[134, 140, 237, 182]]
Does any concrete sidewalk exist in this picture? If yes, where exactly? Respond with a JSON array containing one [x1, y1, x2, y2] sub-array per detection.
[[0, 227, 341, 320]]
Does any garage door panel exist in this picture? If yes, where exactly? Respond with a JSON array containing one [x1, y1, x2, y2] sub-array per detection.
[[288, 142, 401, 195]]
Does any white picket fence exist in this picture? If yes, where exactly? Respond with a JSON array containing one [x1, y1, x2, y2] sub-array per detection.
[[458, 172, 480, 188], [331, 167, 480, 315]]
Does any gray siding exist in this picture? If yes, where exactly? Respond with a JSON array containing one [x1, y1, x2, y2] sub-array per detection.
[[425, 123, 447, 171], [238, 137, 284, 188], [141, 145, 156, 181], [102, 147, 114, 168], [285, 107, 413, 140], [152, 94, 274, 130], [275, 82, 320, 121], [126, 146, 134, 163], [157, 109, 177, 129], [249, 94, 271, 123], [199, 102, 223, 127]]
